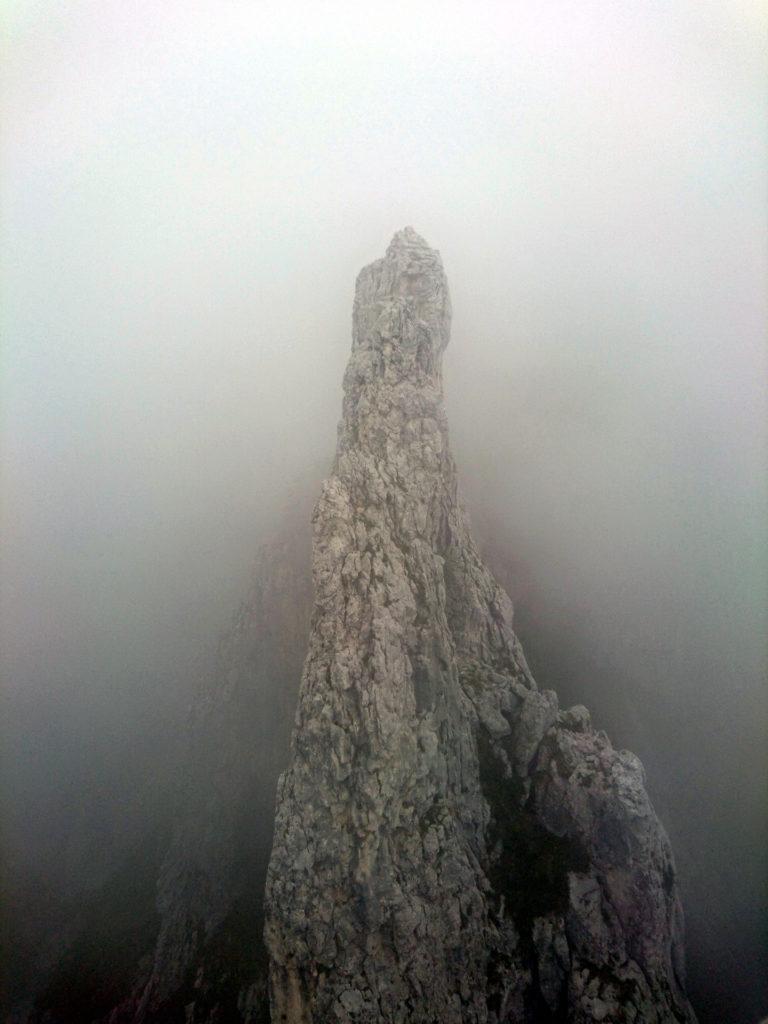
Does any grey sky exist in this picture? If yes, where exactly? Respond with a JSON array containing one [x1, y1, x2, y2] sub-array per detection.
[[3, 0, 765, 691]]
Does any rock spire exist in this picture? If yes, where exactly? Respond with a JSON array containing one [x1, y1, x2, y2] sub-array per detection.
[[264, 231, 697, 1023]]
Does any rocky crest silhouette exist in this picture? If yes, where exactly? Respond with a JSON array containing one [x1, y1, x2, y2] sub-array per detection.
[[108, 230, 696, 1024], [264, 229, 696, 1024]]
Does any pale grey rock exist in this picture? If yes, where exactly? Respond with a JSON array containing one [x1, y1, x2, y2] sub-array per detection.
[[264, 230, 697, 1023]]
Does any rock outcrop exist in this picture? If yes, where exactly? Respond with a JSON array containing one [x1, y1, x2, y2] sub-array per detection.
[[264, 228, 696, 1024], [103, 229, 696, 1024]]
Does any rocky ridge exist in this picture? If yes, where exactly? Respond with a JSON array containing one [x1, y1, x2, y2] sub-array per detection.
[[98, 229, 697, 1024], [264, 228, 697, 1024]]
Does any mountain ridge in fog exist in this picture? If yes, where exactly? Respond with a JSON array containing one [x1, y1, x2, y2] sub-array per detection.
[[4, 232, 757, 1024], [263, 227, 696, 1023], [4, 453, 765, 1023], [3, 3, 766, 1020]]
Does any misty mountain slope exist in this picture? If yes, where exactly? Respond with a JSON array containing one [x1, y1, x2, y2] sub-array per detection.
[[264, 230, 696, 1023], [104, 508, 313, 1024], [60, 232, 700, 1024]]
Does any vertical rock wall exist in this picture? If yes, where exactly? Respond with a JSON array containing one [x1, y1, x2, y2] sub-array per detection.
[[264, 229, 697, 1024]]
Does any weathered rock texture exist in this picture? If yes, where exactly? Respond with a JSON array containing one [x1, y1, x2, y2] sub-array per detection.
[[99, 229, 696, 1024], [264, 228, 696, 1024]]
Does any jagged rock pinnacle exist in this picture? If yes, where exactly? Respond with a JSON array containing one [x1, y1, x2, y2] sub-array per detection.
[[388, 225, 431, 250], [264, 234, 697, 1023], [352, 226, 450, 367]]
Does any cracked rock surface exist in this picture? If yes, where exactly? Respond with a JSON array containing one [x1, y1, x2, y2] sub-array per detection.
[[264, 229, 697, 1024]]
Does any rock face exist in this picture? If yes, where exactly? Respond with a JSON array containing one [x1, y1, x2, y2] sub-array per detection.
[[264, 228, 696, 1024], [105, 229, 696, 1024]]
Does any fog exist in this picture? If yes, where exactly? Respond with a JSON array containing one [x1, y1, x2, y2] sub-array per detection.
[[2, 2, 766, 1021]]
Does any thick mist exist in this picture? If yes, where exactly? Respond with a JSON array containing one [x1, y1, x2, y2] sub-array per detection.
[[2, 3, 766, 1022]]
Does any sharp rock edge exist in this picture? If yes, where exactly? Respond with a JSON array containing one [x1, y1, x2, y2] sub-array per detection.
[[263, 230, 698, 1024]]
